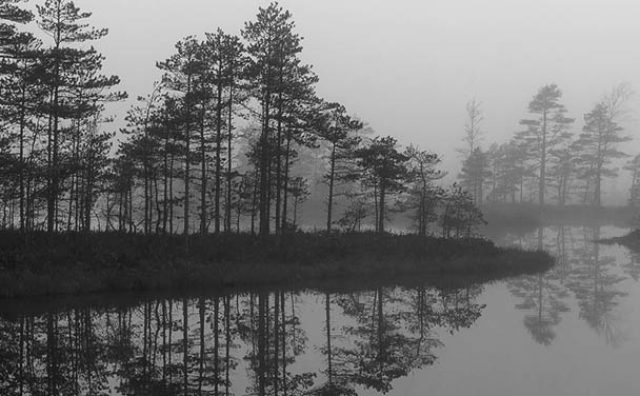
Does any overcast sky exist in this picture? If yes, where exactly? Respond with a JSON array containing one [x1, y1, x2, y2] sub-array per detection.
[[66, 0, 640, 201]]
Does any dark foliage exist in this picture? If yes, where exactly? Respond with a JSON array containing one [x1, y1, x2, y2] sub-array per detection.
[[0, 231, 553, 298]]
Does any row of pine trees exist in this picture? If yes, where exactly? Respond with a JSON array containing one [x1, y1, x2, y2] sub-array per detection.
[[458, 84, 638, 208], [0, 0, 125, 233], [0, 0, 485, 237]]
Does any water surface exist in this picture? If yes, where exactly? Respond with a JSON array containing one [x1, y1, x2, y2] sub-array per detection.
[[2, 225, 640, 395]]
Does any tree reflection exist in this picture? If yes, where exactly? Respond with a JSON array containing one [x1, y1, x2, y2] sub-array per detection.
[[0, 285, 486, 396], [317, 285, 484, 395], [306, 291, 358, 396], [508, 225, 631, 347], [568, 226, 627, 346], [239, 291, 314, 396], [2, 227, 630, 395], [509, 227, 569, 345], [329, 288, 425, 393], [0, 317, 23, 395], [554, 225, 575, 284], [622, 245, 640, 282]]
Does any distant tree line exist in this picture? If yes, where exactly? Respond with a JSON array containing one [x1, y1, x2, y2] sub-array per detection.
[[458, 84, 638, 208], [0, 0, 486, 237]]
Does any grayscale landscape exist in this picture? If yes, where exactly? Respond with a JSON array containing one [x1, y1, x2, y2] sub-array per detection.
[[1, 1, 640, 395]]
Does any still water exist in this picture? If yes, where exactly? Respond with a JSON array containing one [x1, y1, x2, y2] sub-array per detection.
[[2, 225, 640, 395]]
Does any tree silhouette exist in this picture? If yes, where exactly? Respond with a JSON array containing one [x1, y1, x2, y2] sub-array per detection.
[[37, 0, 124, 232], [459, 147, 491, 206], [406, 145, 445, 236], [355, 136, 409, 233], [517, 84, 574, 207], [317, 102, 362, 233], [573, 85, 632, 207]]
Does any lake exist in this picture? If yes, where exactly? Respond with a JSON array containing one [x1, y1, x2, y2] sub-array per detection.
[[1, 225, 639, 395]]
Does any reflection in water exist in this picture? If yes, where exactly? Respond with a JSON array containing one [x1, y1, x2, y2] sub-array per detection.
[[568, 227, 627, 346], [5, 225, 640, 395], [623, 248, 640, 281], [0, 286, 485, 396], [508, 227, 569, 345], [554, 225, 574, 284], [503, 225, 630, 347], [320, 288, 484, 395]]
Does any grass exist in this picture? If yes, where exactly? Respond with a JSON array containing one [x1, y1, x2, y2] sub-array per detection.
[[0, 231, 554, 299]]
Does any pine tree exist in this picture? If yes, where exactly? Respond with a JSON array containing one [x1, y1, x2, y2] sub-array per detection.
[[517, 84, 574, 207], [355, 136, 409, 233], [243, 2, 312, 236], [202, 29, 245, 234], [486, 142, 529, 203], [0, 0, 41, 231], [158, 36, 201, 237], [547, 145, 574, 206], [37, 0, 123, 232], [406, 145, 444, 236], [0, 0, 33, 52], [459, 147, 491, 206], [80, 118, 112, 231], [317, 102, 362, 232], [460, 98, 483, 157], [0, 37, 42, 230], [275, 65, 318, 234], [574, 87, 631, 207], [120, 85, 164, 233], [441, 184, 486, 238]]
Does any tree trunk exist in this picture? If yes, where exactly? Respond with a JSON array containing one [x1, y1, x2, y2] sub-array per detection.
[[18, 82, 26, 232], [169, 143, 175, 234], [281, 131, 292, 233], [539, 111, 547, 207], [225, 83, 234, 233], [378, 180, 386, 233], [184, 74, 193, 243], [199, 98, 208, 235], [275, 88, 284, 235], [47, 40, 62, 234], [215, 70, 224, 234], [259, 92, 271, 236], [326, 143, 337, 232]]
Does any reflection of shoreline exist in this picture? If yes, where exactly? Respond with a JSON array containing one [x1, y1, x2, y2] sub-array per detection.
[[506, 225, 628, 347], [0, 286, 486, 396], [599, 228, 640, 251], [0, 271, 530, 320]]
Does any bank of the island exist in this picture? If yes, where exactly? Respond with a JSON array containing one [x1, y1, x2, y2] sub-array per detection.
[[0, 231, 554, 299], [600, 229, 640, 250]]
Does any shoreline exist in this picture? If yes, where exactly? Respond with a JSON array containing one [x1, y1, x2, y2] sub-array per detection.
[[0, 231, 554, 299], [599, 229, 640, 249]]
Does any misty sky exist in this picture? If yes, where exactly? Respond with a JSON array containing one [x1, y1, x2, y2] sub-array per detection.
[[69, 0, 640, 202]]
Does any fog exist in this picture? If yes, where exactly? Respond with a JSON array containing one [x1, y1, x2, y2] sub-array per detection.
[[8, 5, 640, 393], [73, 0, 640, 203]]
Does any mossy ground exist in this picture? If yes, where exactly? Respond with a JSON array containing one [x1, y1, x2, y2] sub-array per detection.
[[0, 231, 554, 299]]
